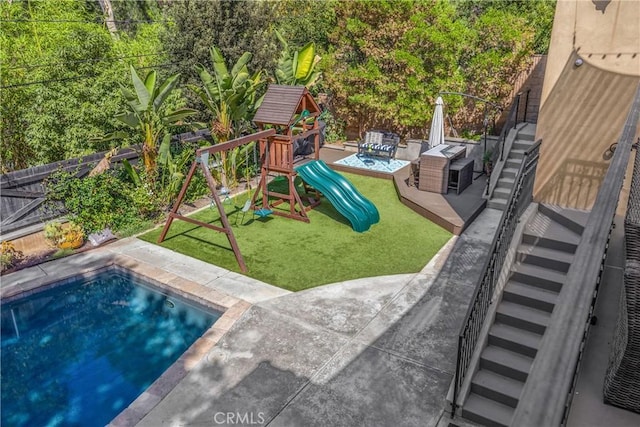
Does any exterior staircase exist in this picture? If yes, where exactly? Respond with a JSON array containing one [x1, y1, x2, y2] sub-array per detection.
[[461, 204, 590, 426], [487, 124, 537, 211]]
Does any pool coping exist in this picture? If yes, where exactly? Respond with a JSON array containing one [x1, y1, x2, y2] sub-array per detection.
[[0, 250, 252, 427]]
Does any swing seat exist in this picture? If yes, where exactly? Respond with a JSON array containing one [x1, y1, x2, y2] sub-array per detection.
[[236, 200, 253, 226], [254, 208, 273, 218], [236, 204, 273, 225]]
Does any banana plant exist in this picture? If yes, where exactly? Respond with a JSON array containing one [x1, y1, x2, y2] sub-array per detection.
[[115, 65, 198, 178], [190, 46, 263, 143], [190, 46, 264, 188], [274, 30, 322, 88]]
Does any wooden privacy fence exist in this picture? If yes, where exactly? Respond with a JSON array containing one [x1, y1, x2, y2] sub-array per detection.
[[0, 148, 139, 238], [1, 130, 214, 239]]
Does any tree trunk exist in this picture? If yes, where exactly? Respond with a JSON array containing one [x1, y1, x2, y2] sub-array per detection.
[[97, 0, 118, 39]]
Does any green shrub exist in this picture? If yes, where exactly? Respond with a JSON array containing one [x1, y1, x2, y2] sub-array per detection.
[[45, 168, 162, 234], [43, 221, 85, 248], [319, 109, 346, 143], [1, 241, 23, 272]]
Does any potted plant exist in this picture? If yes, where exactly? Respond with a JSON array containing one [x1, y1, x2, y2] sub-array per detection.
[[482, 150, 494, 176], [44, 221, 85, 250], [1, 241, 24, 272]]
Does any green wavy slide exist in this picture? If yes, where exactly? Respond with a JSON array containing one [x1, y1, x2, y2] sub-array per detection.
[[295, 160, 379, 232]]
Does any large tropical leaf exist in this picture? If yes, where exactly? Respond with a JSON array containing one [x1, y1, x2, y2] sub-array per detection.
[[129, 65, 151, 111], [194, 46, 264, 140], [221, 74, 233, 91], [188, 84, 217, 113], [250, 70, 263, 86], [153, 73, 181, 112], [158, 134, 172, 167], [231, 72, 250, 90], [122, 158, 142, 186], [195, 64, 222, 103], [254, 92, 265, 110], [123, 98, 145, 114], [291, 51, 299, 81], [144, 70, 157, 97], [89, 130, 129, 143], [120, 86, 137, 102], [275, 69, 289, 85], [115, 112, 140, 128], [210, 47, 229, 81], [231, 52, 252, 76], [275, 29, 288, 51], [195, 64, 216, 86], [303, 70, 322, 88], [274, 32, 321, 88], [163, 108, 199, 125], [295, 42, 316, 80]]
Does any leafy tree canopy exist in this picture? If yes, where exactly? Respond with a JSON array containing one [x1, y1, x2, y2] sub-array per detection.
[[270, 0, 338, 55], [1, 0, 556, 171], [324, 0, 469, 137], [324, 0, 544, 138], [0, 0, 164, 172], [455, 0, 556, 54], [160, 0, 278, 97]]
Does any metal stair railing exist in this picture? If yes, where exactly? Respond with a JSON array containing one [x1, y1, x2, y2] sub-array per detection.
[[484, 91, 529, 197], [451, 137, 542, 417], [511, 82, 640, 427]]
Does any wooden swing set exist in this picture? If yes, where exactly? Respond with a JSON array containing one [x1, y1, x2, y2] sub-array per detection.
[[158, 84, 323, 273], [158, 129, 274, 273]]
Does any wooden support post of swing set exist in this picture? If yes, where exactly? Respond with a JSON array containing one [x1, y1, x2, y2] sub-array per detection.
[[157, 129, 276, 273], [250, 126, 322, 223]]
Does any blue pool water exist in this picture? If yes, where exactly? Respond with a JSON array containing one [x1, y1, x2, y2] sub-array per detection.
[[1, 270, 221, 426]]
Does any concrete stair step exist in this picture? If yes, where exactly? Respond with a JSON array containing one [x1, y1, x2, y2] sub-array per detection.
[[521, 232, 580, 254], [517, 243, 575, 273], [539, 204, 589, 235], [510, 262, 566, 293], [471, 370, 524, 408], [506, 158, 522, 169], [501, 167, 519, 179], [496, 300, 551, 334], [491, 188, 511, 202], [525, 212, 581, 243], [503, 280, 559, 313], [513, 140, 535, 151], [517, 132, 536, 142], [489, 322, 542, 358], [480, 344, 533, 382], [463, 393, 514, 427], [509, 149, 526, 159], [496, 177, 515, 190], [517, 124, 537, 141], [488, 198, 507, 211], [494, 187, 512, 198]]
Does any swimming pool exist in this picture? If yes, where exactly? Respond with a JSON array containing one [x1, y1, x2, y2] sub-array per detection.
[[1, 269, 221, 426]]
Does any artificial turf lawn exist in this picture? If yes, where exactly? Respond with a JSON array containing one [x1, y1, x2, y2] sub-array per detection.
[[139, 172, 452, 291]]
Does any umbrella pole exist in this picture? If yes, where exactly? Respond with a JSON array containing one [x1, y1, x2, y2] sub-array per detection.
[[474, 108, 489, 180]]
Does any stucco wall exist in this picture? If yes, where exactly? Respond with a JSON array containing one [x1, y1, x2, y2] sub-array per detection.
[[541, 0, 640, 105], [534, 0, 640, 209]]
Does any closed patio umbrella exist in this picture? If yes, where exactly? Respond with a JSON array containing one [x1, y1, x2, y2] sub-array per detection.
[[427, 96, 445, 150]]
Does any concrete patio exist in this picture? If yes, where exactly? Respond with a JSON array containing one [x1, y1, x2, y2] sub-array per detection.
[[3, 204, 640, 426], [129, 207, 502, 426]]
